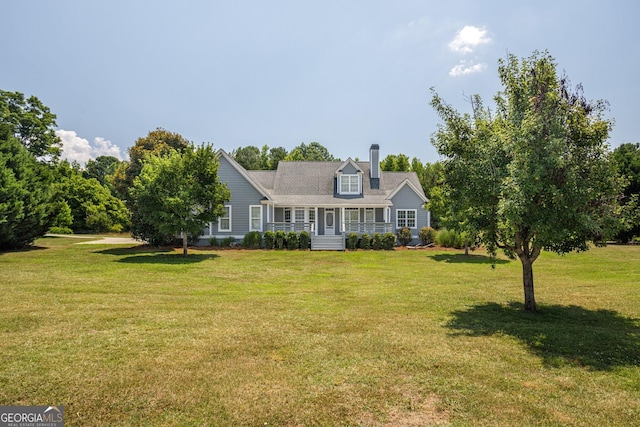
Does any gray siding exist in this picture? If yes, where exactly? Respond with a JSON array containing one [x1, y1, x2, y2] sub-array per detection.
[[209, 155, 266, 238], [390, 185, 429, 238], [341, 163, 360, 174]]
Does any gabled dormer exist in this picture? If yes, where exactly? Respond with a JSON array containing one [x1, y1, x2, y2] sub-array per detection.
[[335, 158, 363, 195]]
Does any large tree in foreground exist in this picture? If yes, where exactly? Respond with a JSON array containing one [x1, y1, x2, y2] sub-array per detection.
[[431, 51, 622, 312], [133, 144, 230, 256]]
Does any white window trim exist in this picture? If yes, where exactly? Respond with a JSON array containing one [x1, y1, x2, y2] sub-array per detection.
[[339, 173, 361, 195], [218, 205, 232, 232], [249, 205, 263, 232], [396, 209, 417, 229]]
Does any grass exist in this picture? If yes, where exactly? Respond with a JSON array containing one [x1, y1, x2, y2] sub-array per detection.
[[0, 238, 639, 426]]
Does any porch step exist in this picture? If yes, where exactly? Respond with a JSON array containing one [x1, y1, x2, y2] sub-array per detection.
[[311, 235, 345, 251]]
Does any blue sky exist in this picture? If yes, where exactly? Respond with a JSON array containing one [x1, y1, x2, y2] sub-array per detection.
[[2, 1, 638, 164]]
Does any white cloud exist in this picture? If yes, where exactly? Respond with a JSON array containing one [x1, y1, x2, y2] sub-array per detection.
[[448, 25, 491, 53], [56, 129, 124, 165], [449, 60, 487, 77]]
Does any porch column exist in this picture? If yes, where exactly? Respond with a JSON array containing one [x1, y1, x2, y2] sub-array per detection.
[[341, 207, 345, 232], [314, 207, 318, 235]]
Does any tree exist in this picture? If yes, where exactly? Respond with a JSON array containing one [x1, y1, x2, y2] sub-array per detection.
[[267, 146, 288, 170], [381, 153, 411, 172], [0, 90, 61, 161], [84, 155, 121, 186], [133, 144, 230, 256], [611, 143, 640, 242], [111, 128, 191, 245], [0, 125, 54, 249], [285, 142, 337, 161], [231, 145, 261, 170], [431, 51, 622, 312], [53, 165, 130, 233]]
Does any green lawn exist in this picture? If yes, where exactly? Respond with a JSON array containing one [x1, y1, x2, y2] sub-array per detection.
[[1, 237, 639, 426]]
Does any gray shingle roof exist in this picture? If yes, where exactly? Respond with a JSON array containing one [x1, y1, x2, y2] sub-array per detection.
[[246, 160, 426, 206]]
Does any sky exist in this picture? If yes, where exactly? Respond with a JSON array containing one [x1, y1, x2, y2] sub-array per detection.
[[2, 0, 639, 165]]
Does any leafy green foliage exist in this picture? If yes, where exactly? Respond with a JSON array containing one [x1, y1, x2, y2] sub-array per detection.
[[0, 126, 55, 249], [263, 230, 275, 249], [0, 90, 61, 161], [346, 232, 359, 250], [274, 230, 286, 249], [382, 232, 396, 250], [133, 144, 230, 255], [611, 143, 640, 242], [372, 233, 383, 250], [436, 228, 465, 249], [54, 171, 129, 233], [431, 51, 623, 311], [112, 128, 192, 245], [285, 142, 338, 162], [359, 233, 371, 249], [298, 230, 310, 249], [243, 231, 262, 248], [286, 231, 298, 250], [419, 226, 436, 245], [397, 227, 412, 246]]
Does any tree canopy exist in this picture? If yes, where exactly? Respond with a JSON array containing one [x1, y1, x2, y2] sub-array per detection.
[[611, 143, 640, 242], [112, 128, 192, 245], [431, 51, 622, 312], [133, 144, 230, 255], [0, 90, 61, 161], [285, 142, 338, 162], [0, 125, 54, 249]]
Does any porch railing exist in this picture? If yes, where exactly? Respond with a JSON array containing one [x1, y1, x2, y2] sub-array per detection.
[[267, 222, 315, 233], [343, 222, 393, 234]]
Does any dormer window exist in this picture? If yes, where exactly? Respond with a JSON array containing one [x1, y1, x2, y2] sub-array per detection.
[[339, 174, 361, 195]]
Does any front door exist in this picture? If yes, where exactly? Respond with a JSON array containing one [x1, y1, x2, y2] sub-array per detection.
[[324, 208, 335, 235]]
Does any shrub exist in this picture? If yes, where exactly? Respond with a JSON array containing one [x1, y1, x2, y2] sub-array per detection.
[[419, 226, 436, 245], [263, 230, 275, 249], [382, 232, 396, 250], [286, 231, 298, 250], [275, 230, 286, 249], [220, 237, 235, 247], [298, 230, 310, 249], [109, 224, 124, 233], [436, 228, 464, 249], [359, 233, 371, 249], [85, 211, 112, 233], [48, 226, 73, 234], [243, 231, 262, 248], [397, 227, 412, 246], [209, 237, 219, 246], [372, 232, 383, 250], [346, 232, 359, 250]]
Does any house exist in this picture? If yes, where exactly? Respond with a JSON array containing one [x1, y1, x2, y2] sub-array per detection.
[[201, 144, 430, 249]]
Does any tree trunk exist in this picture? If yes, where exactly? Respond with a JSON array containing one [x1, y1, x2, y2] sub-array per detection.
[[515, 230, 540, 312], [520, 256, 537, 312], [182, 232, 188, 256], [464, 240, 470, 256]]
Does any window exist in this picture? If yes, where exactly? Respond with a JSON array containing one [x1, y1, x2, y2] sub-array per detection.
[[250, 205, 262, 231], [284, 208, 291, 223], [218, 205, 231, 232], [345, 208, 359, 232], [396, 209, 417, 229], [295, 208, 305, 223], [365, 208, 374, 223], [308, 209, 315, 225], [339, 174, 360, 194]]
